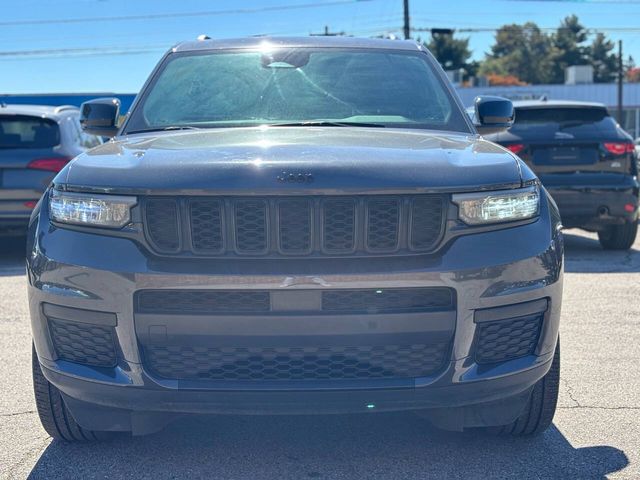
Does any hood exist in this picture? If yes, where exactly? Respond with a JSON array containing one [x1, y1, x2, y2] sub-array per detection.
[[58, 127, 522, 195]]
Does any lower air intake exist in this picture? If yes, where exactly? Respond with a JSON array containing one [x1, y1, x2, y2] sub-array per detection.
[[475, 314, 543, 364], [48, 318, 117, 368], [142, 342, 450, 381]]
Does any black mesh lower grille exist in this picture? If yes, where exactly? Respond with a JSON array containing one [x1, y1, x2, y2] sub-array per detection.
[[321, 288, 453, 313], [142, 342, 450, 381], [48, 319, 117, 367], [475, 314, 543, 364], [136, 290, 271, 314], [136, 288, 454, 315]]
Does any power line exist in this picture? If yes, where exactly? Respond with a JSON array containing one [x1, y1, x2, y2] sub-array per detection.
[[0, 45, 168, 59], [0, 0, 374, 27], [412, 26, 640, 33], [0, 25, 403, 60]]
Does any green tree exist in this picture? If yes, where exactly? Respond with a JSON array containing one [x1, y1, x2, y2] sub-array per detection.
[[588, 33, 618, 83], [479, 22, 555, 84], [550, 15, 589, 82], [425, 32, 472, 72]]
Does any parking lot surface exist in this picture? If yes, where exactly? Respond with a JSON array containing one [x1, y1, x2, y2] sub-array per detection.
[[1, 230, 638, 479]]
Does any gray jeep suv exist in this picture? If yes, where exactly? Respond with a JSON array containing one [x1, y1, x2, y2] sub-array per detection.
[[28, 37, 563, 441]]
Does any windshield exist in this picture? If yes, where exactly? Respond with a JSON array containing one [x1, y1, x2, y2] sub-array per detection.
[[0, 115, 60, 149], [510, 106, 618, 137], [124, 48, 470, 133]]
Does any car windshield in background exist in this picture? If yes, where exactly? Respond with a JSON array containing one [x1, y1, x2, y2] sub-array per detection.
[[0, 115, 60, 149], [124, 48, 470, 133], [511, 107, 618, 137]]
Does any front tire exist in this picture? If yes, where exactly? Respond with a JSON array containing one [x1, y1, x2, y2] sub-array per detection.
[[488, 339, 560, 436], [598, 221, 638, 250], [32, 345, 109, 442]]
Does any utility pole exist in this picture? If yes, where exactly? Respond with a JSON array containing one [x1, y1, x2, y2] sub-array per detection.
[[310, 25, 344, 36], [403, 0, 410, 39], [618, 40, 624, 124]]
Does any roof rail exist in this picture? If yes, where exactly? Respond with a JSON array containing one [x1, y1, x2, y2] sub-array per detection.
[[54, 105, 79, 114]]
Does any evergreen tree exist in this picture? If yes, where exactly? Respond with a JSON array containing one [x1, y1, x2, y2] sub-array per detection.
[[589, 33, 618, 83], [424, 32, 474, 76], [550, 15, 589, 82]]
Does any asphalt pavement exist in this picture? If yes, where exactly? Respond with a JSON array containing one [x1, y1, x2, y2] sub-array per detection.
[[1, 230, 639, 479]]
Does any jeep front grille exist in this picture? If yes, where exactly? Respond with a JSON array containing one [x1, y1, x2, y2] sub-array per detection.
[[142, 195, 446, 257]]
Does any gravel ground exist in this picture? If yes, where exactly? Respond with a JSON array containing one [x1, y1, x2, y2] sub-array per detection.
[[1, 230, 638, 479]]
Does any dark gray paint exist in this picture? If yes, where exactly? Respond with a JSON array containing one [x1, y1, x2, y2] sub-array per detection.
[[27, 37, 564, 435]]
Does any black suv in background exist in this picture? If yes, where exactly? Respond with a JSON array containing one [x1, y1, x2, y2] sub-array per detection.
[[0, 104, 102, 235], [485, 100, 638, 250]]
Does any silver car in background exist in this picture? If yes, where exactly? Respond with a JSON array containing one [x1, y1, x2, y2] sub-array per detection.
[[0, 104, 102, 235]]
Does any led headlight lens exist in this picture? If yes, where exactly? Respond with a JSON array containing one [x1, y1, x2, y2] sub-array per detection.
[[453, 186, 539, 225], [49, 190, 136, 228]]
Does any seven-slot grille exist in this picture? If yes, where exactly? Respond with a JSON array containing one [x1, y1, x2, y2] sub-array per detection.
[[143, 195, 446, 257]]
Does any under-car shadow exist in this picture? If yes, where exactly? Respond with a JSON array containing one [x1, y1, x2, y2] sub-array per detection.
[[563, 229, 640, 273], [28, 413, 628, 479]]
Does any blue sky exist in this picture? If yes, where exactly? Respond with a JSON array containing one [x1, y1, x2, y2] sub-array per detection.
[[2, 0, 639, 93]]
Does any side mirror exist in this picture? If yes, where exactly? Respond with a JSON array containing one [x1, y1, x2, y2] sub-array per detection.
[[473, 96, 514, 135], [80, 98, 120, 137]]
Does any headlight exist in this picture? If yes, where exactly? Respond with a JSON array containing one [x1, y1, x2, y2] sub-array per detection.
[[49, 190, 136, 228], [453, 186, 539, 225]]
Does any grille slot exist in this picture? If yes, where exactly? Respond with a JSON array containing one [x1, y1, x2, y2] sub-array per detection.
[[190, 199, 224, 253], [410, 196, 444, 250], [278, 199, 313, 254], [475, 314, 543, 364], [137, 290, 271, 314], [143, 195, 445, 257], [366, 198, 400, 251], [322, 198, 357, 253], [321, 288, 453, 313], [145, 198, 180, 252], [48, 319, 117, 367], [142, 342, 450, 381], [234, 200, 268, 254]]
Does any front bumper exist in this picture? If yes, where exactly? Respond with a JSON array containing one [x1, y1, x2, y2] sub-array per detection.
[[28, 193, 563, 432]]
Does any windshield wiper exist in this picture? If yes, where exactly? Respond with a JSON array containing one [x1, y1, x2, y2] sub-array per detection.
[[125, 126, 202, 134], [270, 121, 385, 128]]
